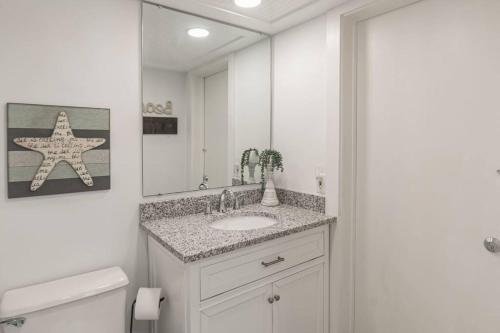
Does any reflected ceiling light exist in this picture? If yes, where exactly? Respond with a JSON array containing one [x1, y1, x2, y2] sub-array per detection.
[[187, 28, 210, 38], [234, 0, 262, 8]]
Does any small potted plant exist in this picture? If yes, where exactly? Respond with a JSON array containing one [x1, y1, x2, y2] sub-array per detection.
[[259, 149, 284, 206], [240, 148, 260, 184]]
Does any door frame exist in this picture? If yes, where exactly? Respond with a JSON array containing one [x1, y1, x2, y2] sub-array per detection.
[[334, 1, 423, 332]]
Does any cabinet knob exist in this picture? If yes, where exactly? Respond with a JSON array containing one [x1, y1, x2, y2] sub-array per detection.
[[267, 297, 275, 304], [274, 295, 280, 302]]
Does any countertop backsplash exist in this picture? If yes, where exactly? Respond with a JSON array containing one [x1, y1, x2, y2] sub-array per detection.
[[140, 188, 326, 222]]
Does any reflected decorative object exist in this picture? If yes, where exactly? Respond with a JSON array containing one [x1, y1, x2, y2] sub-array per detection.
[[240, 148, 259, 184], [143, 117, 177, 134], [7, 103, 110, 198], [259, 149, 284, 207], [143, 101, 173, 116]]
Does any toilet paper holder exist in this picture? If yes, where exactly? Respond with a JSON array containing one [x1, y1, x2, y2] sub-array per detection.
[[129, 295, 165, 333]]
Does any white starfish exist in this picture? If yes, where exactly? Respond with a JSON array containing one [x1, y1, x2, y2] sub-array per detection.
[[13, 111, 106, 191]]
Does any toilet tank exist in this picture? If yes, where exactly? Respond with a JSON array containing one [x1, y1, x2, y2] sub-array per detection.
[[0, 267, 129, 333]]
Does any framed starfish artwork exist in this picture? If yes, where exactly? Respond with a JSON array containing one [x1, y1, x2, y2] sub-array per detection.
[[7, 103, 110, 198]]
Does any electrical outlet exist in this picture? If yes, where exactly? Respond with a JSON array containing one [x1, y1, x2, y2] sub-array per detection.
[[314, 166, 325, 195], [316, 174, 325, 194]]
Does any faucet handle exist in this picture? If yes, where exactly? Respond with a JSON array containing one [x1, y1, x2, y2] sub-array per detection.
[[204, 200, 212, 215]]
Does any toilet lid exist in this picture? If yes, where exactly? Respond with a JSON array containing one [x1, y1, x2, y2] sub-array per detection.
[[0, 267, 128, 318]]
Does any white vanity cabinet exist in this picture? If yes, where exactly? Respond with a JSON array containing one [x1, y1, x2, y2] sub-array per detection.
[[272, 264, 325, 333], [147, 225, 329, 333], [200, 284, 273, 333]]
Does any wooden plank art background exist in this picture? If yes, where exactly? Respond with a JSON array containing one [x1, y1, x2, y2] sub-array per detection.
[[7, 103, 110, 198]]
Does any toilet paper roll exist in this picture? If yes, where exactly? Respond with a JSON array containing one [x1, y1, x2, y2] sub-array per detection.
[[134, 288, 162, 320]]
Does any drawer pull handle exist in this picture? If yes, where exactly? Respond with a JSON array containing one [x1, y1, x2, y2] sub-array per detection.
[[268, 297, 275, 304], [261, 256, 285, 267]]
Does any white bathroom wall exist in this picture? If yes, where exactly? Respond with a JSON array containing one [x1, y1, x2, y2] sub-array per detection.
[[272, 16, 328, 196], [272, 8, 359, 333], [142, 67, 189, 195], [0, 0, 147, 332], [233, 39, 272, 181]]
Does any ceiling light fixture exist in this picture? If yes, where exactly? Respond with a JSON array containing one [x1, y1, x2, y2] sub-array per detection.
[[234, 0, 262, 8], [187, 28, 210, 38]]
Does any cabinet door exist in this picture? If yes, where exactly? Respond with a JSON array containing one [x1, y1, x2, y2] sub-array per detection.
[[273, 264, 325, 333], [200, 284, 273, 333]]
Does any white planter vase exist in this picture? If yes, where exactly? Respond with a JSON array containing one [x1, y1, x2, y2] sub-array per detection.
[[261, 168, 279, 207]]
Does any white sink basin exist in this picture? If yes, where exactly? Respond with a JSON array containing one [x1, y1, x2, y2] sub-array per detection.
[[210, 215, 277, 231]]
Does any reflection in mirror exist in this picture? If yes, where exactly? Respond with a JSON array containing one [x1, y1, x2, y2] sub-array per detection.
[[142, 2, 272, 196]]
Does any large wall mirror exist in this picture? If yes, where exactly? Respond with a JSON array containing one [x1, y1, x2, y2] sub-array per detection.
[[142, 2, 272, 196]]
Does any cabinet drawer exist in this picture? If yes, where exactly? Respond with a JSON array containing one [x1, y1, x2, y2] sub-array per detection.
[[200, 230, 325, 300]]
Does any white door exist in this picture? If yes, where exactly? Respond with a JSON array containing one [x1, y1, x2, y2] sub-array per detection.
[[273, 264, 325, 333], [355, 0, 500, 332], [204, 70, 229, 189], [200, 284, 272, 333]]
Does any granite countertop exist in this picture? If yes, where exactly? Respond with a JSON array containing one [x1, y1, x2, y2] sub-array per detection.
[[140, 204, 336, 263]]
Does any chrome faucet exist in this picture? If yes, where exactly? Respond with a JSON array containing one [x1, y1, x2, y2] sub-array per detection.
[[219, 189, 235, 213], [198, 175, 209, 190]]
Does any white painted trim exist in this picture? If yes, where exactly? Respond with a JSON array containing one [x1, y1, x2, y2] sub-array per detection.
[[145, 0, 271, 34], [190, 57, 230, 78], [329, 1, 423, 332], [227, 54, 236, 186], [146, 0, 351, 35]]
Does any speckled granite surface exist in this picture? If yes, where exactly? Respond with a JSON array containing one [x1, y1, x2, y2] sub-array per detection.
[[140, 188, 325, 221], [141, 204, 335, 263], [140, 188, 263, 222], [276, 189, 325, 213]]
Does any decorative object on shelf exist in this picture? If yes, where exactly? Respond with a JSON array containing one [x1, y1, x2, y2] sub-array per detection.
[[7, 103, 110, 198], [143, 117, 177, 134], [259, 149, 284, 207], [240, 148, 259, 184], [142, 101, 172, 116]]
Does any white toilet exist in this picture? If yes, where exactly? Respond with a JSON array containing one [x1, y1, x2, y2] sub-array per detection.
[[0, 267, 129, 333]]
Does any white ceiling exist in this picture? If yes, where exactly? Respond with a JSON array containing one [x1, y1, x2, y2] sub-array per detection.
[[143, 3, 267, 71], [148, 0, 351, 34], [198, 0, 321, 22]]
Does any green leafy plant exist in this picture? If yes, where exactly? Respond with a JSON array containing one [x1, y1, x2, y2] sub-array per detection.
[[259, 149, 284, 187], [240, 148, 259, 183]]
